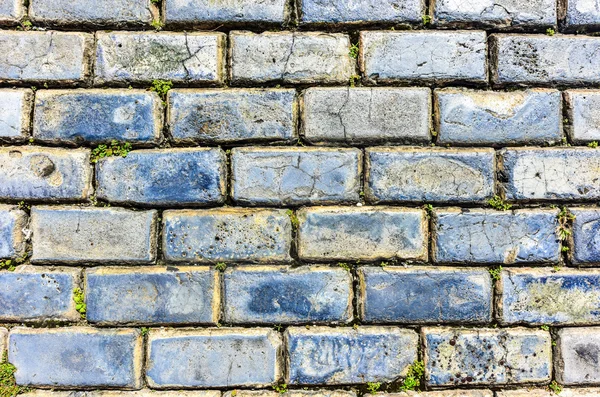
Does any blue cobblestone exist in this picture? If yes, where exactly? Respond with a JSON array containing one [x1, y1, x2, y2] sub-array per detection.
[[0, 205, 27, 259], [0, 89, 32, 140], [571, 208, 600, 265]]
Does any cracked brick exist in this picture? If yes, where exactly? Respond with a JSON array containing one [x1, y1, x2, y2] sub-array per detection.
[[299, 0, 423, 24], [164, 0, 289, 26], [565, 90, 600, 144], [556, 327, 600, 385]]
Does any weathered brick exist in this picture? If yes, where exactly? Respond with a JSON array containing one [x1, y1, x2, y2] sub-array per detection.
[[302, 87, 431, 145], [360, 31, 487, 84], [230, 31, 353, 84], [297, 206, 428, 262], [96, 148, 226, 206], [500, 148, 600, 201], [366, 147, 495, 204], [95, 32, 226, 85], [433, 208, 560, 264], [0, 327, 6, 355], [9, 327, 143, 388], [224, 389, 356, 397], [31, 207, 157, 264], [498, 389, 600, 397], [164, 0, 289, 26], [223, 266, 352, 324], [556, 327, 600, 385], [563, 0, 600, 30], [146, 328, 282, 388], [162, 208, 292, 263], [286, 326, 418, 385], [0, 0, 24, 25], [0, 89, 32, 140], [299, 0, 422, 24], [0, 205, 27, 259], [232, 147, 362, 206], [423, 327, 552, 386], [168, 88, 296, 144], [86, 266, 219, 325], [23, 392, 221, 397], [0, 31, 93, 84], [0, 146, 91, 201], [435, 88, 562, 146], [33, 89, 163, 145], [358, 267, 492, 324], [383, 392, 493, 397], [571, 208, 600, 265], [492, 35, 600, 85], [565, 90, 600, 144]]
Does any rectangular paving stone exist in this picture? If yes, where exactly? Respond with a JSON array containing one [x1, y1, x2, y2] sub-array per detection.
[[162, 208, 292, 263], [297, 206, 428, 262], [96, 148, 226, 206], [435, 88, 563, 146], [86, 266, 219, 325], [366, 147, 495, 204], [423, 327, 552, 386], [95, 32, 226, 85], [223, 265, 353, 324], [0, 0, 24, 25], [224, 392, 356, 397], [168, 88, 296, 144], [358, 267, 492, 324], [0, 266, 80, 322], [33, 89, 163, 145], [571, 208, 600, 265], [232, 147, 362, 206], [0, 31, 93, 84], [146, 328, 282, 388], [0, 327, 5, 355], [230, 31, 353, 84], [0, 205, 27, 259], [499, 268, 600, 325], [386, 392, 493, 397], [565, 90, 600, 144], [0, 89, 32, 140], [9, 327, 143, 388], [360, 31, 487, 84], [563, 0, 600, 30], [299, 0, 423, 24], [31, 206, 157, 264], [556, 327, 600, 385], [0, 146, 92, 201], [164, 0, 289, 26], [286, 326, 418, 385], [302, 87, 431, 145], [498, 389, 600, 397], [22, 392, 222, 397]]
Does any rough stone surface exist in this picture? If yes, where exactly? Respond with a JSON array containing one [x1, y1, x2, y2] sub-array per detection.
[[164, 0, 289, 26], [22, 391, 222, 397], [498, 389, 600, 397], [0, 205, 27, 258], [563, 0, 600, 30], [571, 208, 600, 265], [0, 327, 5, 355], [299, 0, 423, 24], [565, 90, 600, 144], [385, 392, 493, 397], [0, 0, 23, 25], [556, 327, 600, 385], [224, 391, 356, 397], [0, 89, 32, 140]]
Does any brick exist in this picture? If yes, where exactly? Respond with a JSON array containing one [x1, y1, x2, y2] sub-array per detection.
[[557, 327, 600, 385], [164, 0, 289, 26], [563, 0, 600, 30], [0, 0, 24, 25], [491, 34, 600, 85], [565, 90, 600, 144], [302, 87, 431, 145], [435, 88, 562, 146], [223, 266, 353, 324], [23, 392, 221, 397], [146, 328, 282, 388], [224, 390, 356, 397], [230, 31, 353, 84], [383, 392, 493, 397], [162, 208, 292, 263], [86, 266, 219, 325], [0, 146, 91, 201], [232, 147, 362, 206], [95, 32, 226, 85], [96, 148, 226, 206], [0, 89, 32, 140], [297, 206, 428, 262], [433, 208, 560, 264], [0, 31, 93, 84], [168, 88, 297, 144], [360, 31, 487, 84], [0, 205, 27, 259], [9, 327, 143, 388], [299, 0, 423, 24], [0, 327, 6, 355], [423, 327, 552, 386], [358, 267, 492, 324], [31, 207, 157, 264], [571, 208, 600, 265], [500, 148, 600, 201], [498, 389, 600, 397], [366, 147, 495, 204], [33, 89, 163, 145], [286, 326, 418, 385]]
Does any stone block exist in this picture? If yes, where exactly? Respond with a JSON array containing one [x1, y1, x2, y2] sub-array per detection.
[[0, 205, 27, 259], [0, 89, 32, 140]]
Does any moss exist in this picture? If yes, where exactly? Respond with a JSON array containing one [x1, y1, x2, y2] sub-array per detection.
[[549, 380, 562, 394], [73, 287, 86, 319], [349, 74, 361, 87], [150, 79, 173, 101], [366, 382, 381, 394], [91, 140, 132, 163], [489, 266, 502, 281], [285, 209, 299, 230], [348, 43, 359, 59], [140, 327, 150, 337], [399, 360, 425, 391], [273, 383, 288, 394], [150, 19, 164, 31], [0, 352, 27, 397], [215, 262, 227, 272], [546, 28, 556, 36], [0, 260, 14, 272], [338, 262, 351, 271], [557, 207, 575, 242], [488, 195, 512, 211], [589, 141, 599, 148], [421, 15, 432, 25]]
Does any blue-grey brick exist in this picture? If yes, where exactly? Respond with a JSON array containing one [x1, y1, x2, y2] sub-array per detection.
[[31, 207, 157, 264], [168, 89, 296, 144], [0, 266, 80, 322], [95, 32, 226, 85], [297, 206, 428, 262], [435, 88, 562, 146], [224, 392, 357, 397], [163, 208, 292, 263], [358, 267, 492, 324], [302, 87, 431, 145], [500, 148, 600, 201], [9, 327, 143, 388], [366, 148, 495, 204], [96, 148, 226, 206], [0, 146, 92, 201], [300, 0, 423, 24], [571, 208, 600, 265], [146, 328, 282, 388], [385, 392, 493, 397], [0, 0, 23, 25], [499, 389, 600, 397], [360, 31, 487, 84], [0, 31, 93, 84], [0, 205, 27, 259], [23, 392, 222, 397], [86, 266, 219, 325], [424, 327, 552, 386], [0, 327, 5, 355], [434, 208, 560, 264], [232, 147, 361, 206], [223, 266, 352, 324], [164, 0, 289, 26], [230, 32, 353, 84], [556, 327, 600, 385], [564, 0, 600, 30], [286, 326, 418, 385], [500, 268, 600, 325], [0, 89, 32, 140], [565, 90, 600, 144], [34, 89, 163, 145]]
